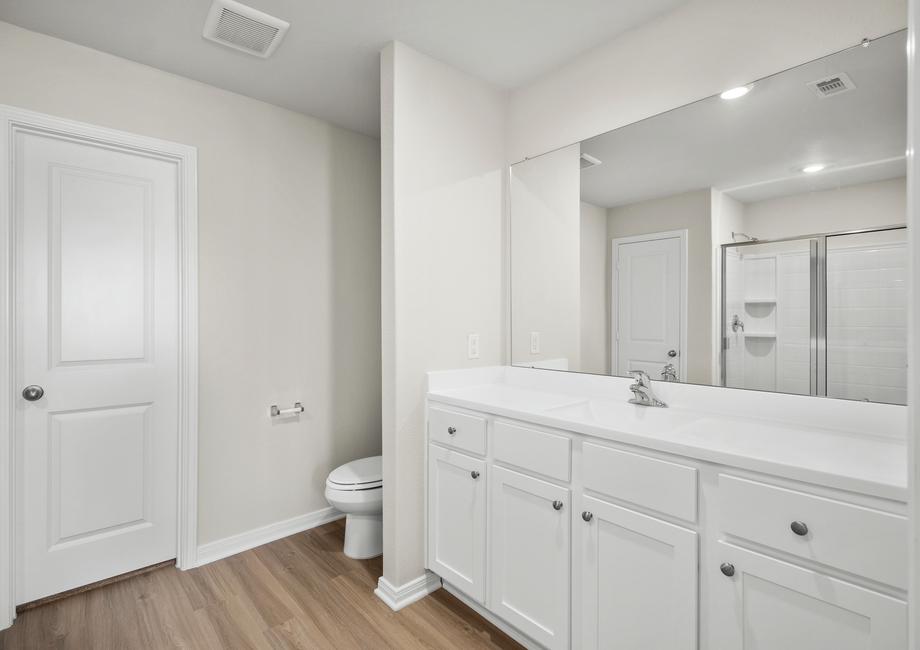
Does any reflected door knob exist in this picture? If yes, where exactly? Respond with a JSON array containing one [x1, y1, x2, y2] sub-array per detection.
[[667, 349, 678, 358], [22, 385, 44, 402]]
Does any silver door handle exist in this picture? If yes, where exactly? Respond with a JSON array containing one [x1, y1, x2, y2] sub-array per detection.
[[667, 350, 678, 358], [22, 385, 44, 402]]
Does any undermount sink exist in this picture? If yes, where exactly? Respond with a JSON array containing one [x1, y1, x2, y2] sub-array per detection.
[[544, 398, 701, 434]]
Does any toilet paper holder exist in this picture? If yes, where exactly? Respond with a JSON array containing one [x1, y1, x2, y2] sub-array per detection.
[[270, 402, 304, 417]]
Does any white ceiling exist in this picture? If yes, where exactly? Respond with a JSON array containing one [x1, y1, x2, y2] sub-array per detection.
[[579, 30, 907, 207], [0, 0, 686, 137]]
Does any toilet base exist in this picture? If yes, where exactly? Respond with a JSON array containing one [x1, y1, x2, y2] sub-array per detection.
[[343, 512, 383, 559]]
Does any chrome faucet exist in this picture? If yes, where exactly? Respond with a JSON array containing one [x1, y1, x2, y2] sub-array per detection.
[[628, 371, 667, 408], [661, 363, 678, 382]]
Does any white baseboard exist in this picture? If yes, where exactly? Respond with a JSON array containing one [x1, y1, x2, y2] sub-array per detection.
[[195, 506, 343, 566], [374, 571, 442, 611], [441, 581, 541, 649]]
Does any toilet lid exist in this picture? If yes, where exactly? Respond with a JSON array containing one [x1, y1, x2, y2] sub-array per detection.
[[327, 456, 382, 488]]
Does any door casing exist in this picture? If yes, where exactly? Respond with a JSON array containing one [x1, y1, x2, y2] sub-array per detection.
[[610, 229, 689, 382], [0, 105, 199, 629]]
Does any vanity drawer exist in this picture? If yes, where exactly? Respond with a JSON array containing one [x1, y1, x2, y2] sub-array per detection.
[[428, 406, 487, 456], [719, 474, 908, 589], [583, 443, 697, 522], [493, 421, 571, 481]]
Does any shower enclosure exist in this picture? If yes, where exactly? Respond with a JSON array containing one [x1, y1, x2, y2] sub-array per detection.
[[721, 225, 907, 404]]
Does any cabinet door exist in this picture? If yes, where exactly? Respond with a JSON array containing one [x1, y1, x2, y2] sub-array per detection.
[[710, 542, 907, 650], [490, 466, 570, 650], [427, 445, 486, 602], [578, 496, 698, 650]]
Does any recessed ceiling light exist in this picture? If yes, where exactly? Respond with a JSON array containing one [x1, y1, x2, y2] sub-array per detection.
[[802, 163, 827, 174], [720, 86, 751, 100]]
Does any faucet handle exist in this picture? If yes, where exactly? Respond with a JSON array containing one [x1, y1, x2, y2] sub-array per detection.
[[629, 370, 651, 386]]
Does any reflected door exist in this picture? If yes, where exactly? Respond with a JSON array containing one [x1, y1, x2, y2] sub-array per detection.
[[16, 127, 179, 603], [612, 234, 683, 380]]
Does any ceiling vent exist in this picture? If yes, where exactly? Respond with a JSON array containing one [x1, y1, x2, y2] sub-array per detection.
[[807, 72, 856, 98], [580, 153, 603, 170], [203, 0, 290, 58]]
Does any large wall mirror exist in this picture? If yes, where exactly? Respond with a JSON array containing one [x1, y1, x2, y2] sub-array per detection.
[[510, 30, 907, 404]]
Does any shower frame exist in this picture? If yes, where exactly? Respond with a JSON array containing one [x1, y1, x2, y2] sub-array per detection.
[[719, 223, 907, 396]]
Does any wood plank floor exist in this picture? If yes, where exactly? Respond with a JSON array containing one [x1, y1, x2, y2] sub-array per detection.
[[0, 519, 521, 650]]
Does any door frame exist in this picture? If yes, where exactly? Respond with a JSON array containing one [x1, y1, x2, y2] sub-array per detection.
[[610, 229, 689, 382], [0, 105, 199, 628]]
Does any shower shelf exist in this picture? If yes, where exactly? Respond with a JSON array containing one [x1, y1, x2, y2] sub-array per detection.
[[744, 331, 777, 338], [744, 298, 776, 304]]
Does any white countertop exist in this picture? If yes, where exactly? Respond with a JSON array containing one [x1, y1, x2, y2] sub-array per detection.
[[428, 379, 908, 502]]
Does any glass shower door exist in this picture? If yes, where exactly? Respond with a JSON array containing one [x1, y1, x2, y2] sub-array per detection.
[[825, 228, 907, 405]]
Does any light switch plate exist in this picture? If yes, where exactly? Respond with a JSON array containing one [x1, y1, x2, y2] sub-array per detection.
[[467, 333, 480, 359]]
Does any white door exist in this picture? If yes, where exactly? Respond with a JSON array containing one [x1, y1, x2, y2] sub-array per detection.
[[578, 496, 698, 650], [427, 445, 487, 602], [490, 466, 570, 650], [613, 233, 684, 380], [16, 125, 180, 603], [709, 542, 906, 649]]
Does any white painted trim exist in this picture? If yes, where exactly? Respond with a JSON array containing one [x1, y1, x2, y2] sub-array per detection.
[[196, 507, 343, 567], [374, 571, 442, 611], [908, 3, 920, 648], [0, 105, 199, 629], [610, 229, 689, 381], [441, 581, 541, 650]]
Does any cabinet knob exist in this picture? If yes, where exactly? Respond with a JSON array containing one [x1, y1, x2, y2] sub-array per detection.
[[720, 562, 735, 577], [447, 426, 457, 435], [470, 470, 480, 479], [582, 511, 593, 522], [552, 500, 564, 511], [790, 521, 808, 536]]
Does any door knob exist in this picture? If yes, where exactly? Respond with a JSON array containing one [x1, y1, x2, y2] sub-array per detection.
[[470, 471, 480, 479], [582, 511, 593, 522], [22, 385, 44, 402], [667, 349, 678, 358], [552, 500, 564, 510], [720, 562, 735, 577], [447, 427, 457, 435]]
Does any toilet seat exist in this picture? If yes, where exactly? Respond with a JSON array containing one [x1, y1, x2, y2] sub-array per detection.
[[326, 456, 382, 491]]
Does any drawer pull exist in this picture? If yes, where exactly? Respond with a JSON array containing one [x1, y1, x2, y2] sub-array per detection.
[[790, 521, 809, 536], [582, 511, 593, 522], [552, 500, 564, 511], [720, 562, 735, 577], [447, 426, 457, 435], [470, 470, 480, 480]]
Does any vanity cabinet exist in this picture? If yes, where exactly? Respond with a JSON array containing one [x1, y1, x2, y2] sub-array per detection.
[[427, 445, 487, 602], [489, 466, 570, 650], [710, 542, 907, 650], [425, 398, 908, 650], [578, 495, 698, 650]]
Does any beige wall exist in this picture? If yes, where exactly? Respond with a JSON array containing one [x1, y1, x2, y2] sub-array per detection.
[[380, 42, 505, 587], [742, 177, 907, 239], [510, 145, 581, 369], [608, 190, 713, 384], [0, 21, 382, 545], [580, 202, 609, 374]]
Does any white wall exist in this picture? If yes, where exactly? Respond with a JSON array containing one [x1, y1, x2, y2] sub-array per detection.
[[510, 145, 582, 369], [0, 21, 382, 546], [380, 42, 505, 588], [507, 0, 906, 163], [580, 202, 609, 374], [741, 177, 907, 239], [608, 189, 713, 384]]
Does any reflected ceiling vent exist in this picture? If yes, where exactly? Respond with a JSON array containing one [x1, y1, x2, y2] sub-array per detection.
[[807, 72, 856, 98], [580, 153, 603, 170], [203, 0, 290, 58]]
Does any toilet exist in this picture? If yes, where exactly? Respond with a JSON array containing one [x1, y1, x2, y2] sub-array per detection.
[[324, 456, 383, 559]]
